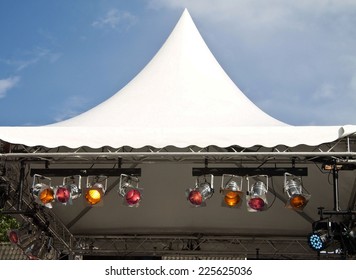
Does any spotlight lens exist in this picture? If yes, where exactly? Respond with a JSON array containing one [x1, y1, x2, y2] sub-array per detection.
[[248, 197, 265, 211], [8, 231, 19, 244], [39, 188, 54, 204], [224, 191, 240, 207], [85, 189, 102, 205], [290, 195, 306, 209], [56, 187, 71, 203], [188, 190, 202, 205], [308, 233, 324, 251], [125, 189, 141, 205]]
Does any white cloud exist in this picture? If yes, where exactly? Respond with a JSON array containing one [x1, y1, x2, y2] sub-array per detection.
[[0, 76, 20, 98], [53, 96, 89, 122], [92, 9, 137, 30], [148, 0, 356, 37], [1, 47, 62, 71], [313, 83, 337, 100]]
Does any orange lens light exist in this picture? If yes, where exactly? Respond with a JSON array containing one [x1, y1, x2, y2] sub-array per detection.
[[290, 195, 306, 209], [224, 191, 241, 207], [85, 189, 102, 205], [39, 188, 55, 204]]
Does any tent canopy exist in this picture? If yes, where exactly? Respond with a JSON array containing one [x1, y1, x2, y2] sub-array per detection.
[[0, 9, 354, 149]]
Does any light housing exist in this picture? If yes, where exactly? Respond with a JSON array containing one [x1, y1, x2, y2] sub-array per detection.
[[7, 222, 33, 246], [8, 222, 42, 253], [284, 173, 310, 211], [308, 220, 334, 251], [24, 233, 47, 260], [84, 175, 107, 206], [31, 174, 54, 208], [246, 175, 268, 212], [220, 174, 243, 208], [186, 174, 214, 207], [54, 175, 82, 205], [118, 174, 143, 207]]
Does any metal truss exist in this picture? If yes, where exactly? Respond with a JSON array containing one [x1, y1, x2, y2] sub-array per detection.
[[1, 135, 356, 259], [1, 162, 75, 256], [73, 234, 351, 260], [1, 135, 355, 165]]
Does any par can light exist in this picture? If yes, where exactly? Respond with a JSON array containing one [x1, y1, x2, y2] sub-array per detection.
[[220, 174, 243, 208], [246, 175, 268, 212], [186, 174, 214, 207], [118, 174, 143, 207], [284, 173, 310, 211]]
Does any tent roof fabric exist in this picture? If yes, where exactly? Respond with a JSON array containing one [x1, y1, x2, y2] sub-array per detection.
[[0, 9, 355, 149]]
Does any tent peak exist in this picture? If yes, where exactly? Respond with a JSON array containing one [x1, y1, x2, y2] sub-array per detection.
[[51, 8, 286, 128]]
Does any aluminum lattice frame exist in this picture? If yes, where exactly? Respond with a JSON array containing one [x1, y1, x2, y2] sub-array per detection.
[[1, 134, 356, 259], [1, 135, 355, 164], [1, 161, 75, 256], [73, 234, 350, 260]]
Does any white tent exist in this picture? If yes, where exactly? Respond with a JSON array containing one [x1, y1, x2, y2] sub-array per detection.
[[0, 9, 355, 149], [1, 9, 356, 259]]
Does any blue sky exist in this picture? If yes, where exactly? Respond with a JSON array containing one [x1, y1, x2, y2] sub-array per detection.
[[1, 0, 356, 126]]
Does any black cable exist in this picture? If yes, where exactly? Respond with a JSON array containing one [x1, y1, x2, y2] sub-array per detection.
[[266, 176, 277, 210]]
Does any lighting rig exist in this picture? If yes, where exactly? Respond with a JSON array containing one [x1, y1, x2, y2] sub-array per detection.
[[306, 161, 356, 257], [29, 167, 141, 207], [191, 165, 308, 211]]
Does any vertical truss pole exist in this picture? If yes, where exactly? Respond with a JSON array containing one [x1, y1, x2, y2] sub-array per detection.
[[332, 165, 340, 212], [17, 161, 26, 211]]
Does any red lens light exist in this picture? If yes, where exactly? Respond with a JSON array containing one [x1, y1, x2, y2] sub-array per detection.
[[8, 231, 19, 244], [248, 197, 265, 211], [125, 189, 141, 205], [56, 187, 71, 203], [188, 190, 202, 205]]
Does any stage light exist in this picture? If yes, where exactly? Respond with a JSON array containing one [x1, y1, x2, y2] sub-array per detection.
[[7, 222, 42, 252], [246, 175, 268, 212], [54, 175, 82, 205], [307, 220, 334, 251], [85, 175, 107, 205], [186, 174, 214, 207], [308, 230, 329, 251], [220, 174, 243, 208], [118, 174, 142, 207], [24, 234, 47, 260], [8, 230, 19, 244], [284, 173, 310, 211], [31, 174, 54, 208]]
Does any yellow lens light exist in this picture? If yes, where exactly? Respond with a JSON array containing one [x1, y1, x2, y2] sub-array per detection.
[[224, 191, 240, 207], [85, 189, 102, 205]]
